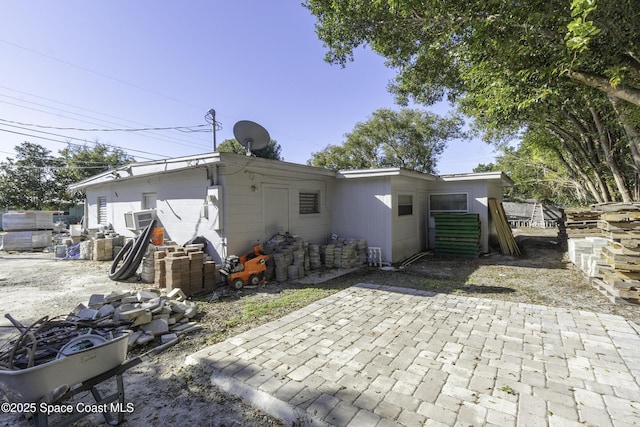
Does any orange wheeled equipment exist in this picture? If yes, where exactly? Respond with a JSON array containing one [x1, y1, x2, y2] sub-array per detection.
[[220, 243, 269, 289]]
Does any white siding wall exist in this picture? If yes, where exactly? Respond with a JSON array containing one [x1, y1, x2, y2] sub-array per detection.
[[85, 165, 333, 263], [390, 176, 429, 262], [331, 178, 394, 263], [213, 164, 333, 258], [85, 168, 222, 256]]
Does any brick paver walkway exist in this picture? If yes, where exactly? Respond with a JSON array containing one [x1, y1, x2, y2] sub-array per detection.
[[187, 284, 640, 426]]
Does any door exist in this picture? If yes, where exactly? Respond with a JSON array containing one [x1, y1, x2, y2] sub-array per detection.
[[263, 186, 289, 240]]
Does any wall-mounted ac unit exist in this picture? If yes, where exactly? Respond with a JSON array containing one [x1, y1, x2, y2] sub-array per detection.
[[124, 209, 156, 231]]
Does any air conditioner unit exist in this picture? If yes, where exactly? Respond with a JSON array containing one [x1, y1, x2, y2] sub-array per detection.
[[124, 209, 156, 231]]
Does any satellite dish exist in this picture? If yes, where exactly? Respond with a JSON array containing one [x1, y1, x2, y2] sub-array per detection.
[[233, 120, 270, 156]]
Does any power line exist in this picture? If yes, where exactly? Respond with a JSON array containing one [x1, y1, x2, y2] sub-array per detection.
[[0, 128, 161, 161], [0, 97, 211, 151], [0, 118, 210, 133]]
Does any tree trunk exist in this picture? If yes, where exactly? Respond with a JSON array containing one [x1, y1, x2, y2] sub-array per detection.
[[589, 107, 633, 202], [609, 95, 640, 174]]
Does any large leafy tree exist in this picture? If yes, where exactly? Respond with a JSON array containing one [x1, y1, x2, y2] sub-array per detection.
[[308, 108, 466, 173], [0, 142, 62, 210], [0, 141, 135, 210], [304, 0, 640, 201], [57, 142, 135, 204]]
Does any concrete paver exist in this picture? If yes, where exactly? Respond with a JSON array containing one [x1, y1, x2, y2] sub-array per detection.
[[186, 284, 640, 426]]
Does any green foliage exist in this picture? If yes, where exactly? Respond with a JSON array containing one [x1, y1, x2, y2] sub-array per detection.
[[308, 108, 466, 173], [0, 143, 63, 210], [0, 141, 134, 210], [217, 138, 283, 160]]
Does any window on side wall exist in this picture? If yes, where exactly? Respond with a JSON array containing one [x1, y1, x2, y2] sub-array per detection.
[[97, 196, 107, 225], [398, 194, 413, 216], [299, 192, 319, 214], [143, 192, 157, 210], [429, 193, 468, 215]]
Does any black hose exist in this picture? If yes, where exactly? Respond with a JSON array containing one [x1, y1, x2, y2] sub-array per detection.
[[108, 220, 156, 281]]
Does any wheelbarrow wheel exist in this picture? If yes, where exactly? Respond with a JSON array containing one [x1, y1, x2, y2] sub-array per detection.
[[231, 278, 244, 290]]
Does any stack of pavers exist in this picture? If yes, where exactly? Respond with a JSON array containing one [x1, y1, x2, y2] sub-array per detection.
[[152, 244, 218, 296], [0, 211, 53, 251], [433, 213, 481, 257]]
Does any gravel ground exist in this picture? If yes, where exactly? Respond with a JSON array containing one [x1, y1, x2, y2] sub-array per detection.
[[1, 228, 639, 426]]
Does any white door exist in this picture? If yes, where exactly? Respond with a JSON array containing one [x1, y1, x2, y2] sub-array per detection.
[[263, 186, 289, 240]]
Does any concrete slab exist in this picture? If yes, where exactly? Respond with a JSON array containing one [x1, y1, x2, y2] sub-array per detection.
[[186, 284, 640, 426]]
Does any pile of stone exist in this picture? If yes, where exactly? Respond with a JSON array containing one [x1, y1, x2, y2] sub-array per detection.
[[149, 244, 219, 296], [268, 235, 368, 283], [73, 288, 200, 349], [0, 211, 53, 251]]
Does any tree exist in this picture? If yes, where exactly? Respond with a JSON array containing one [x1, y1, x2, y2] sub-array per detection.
[[308, 108, 466, 173], [57, 142, 135, 204], [304, 0, 639, 107], [0, 141, 136, 210], [0, 142, 63, 210], [304, 0, 640, 201], [217, 138, 283, 160]]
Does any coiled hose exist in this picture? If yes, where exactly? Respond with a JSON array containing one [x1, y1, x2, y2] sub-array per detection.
[[108, 220, 156, 281]]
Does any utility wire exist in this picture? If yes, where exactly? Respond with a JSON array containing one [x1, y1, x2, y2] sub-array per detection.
[[0, 128, 160, 161], [0, 97, 211, 151], [0, 118, 210, 133]]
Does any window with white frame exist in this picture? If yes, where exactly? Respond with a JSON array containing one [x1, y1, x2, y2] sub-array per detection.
[[97, 196, 107, 225], [143, 192, 157, 210], [299, 191, 320, 214], [429, 193, 468, 215], [398, 194, 413, 216]]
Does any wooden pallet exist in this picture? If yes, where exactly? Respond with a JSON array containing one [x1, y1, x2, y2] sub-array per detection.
[[591, 278, 639, 304]]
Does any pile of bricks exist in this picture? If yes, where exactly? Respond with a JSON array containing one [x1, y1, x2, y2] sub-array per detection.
[[0, 211, 53, 251], [151, 244, 219, 296], [73, 288, 199, 349]]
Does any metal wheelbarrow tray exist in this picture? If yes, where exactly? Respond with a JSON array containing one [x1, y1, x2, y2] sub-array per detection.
[[0, 332, 129, 403]]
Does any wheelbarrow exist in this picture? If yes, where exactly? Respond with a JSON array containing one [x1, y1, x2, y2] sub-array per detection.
[[0, 314, 180, 426]]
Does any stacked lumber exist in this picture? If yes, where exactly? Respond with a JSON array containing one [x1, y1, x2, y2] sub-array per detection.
[[567, 203, 640, 304], [488, 198, 521, 256], [1, 211, 53, 251], [433, 213, 481, 257], [558, 208, 601, 239]]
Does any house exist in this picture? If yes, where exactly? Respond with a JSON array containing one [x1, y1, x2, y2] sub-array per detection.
[[69, 152, 512, 264]]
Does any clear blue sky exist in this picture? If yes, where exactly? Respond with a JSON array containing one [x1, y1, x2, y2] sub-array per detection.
[[0, 1, 497, 174]]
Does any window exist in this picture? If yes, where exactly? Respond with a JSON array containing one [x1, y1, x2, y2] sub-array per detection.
[[143, 192, 157, 210], [398, 194, 413, 216], [430, 193, 468, 214], [299, 192, 319, 214], [97, 196, 107, 225]]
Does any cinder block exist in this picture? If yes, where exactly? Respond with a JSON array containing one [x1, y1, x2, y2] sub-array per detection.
[[140, 318, 169, 336]]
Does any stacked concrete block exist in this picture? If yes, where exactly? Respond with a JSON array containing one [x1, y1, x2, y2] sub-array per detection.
[[140, 255, 155, 283], [165, 251, 191, 295], [188, 251, 204, 293], [93, 237, 113, 261], [154, 251, 167, 288], [203, 261, 218, 290]]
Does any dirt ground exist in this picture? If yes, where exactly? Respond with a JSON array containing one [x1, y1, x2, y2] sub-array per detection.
[[1, 228, 639, 426]]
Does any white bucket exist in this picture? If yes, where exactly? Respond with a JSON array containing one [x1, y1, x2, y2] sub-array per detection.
[[70, 224, 82, 237]]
